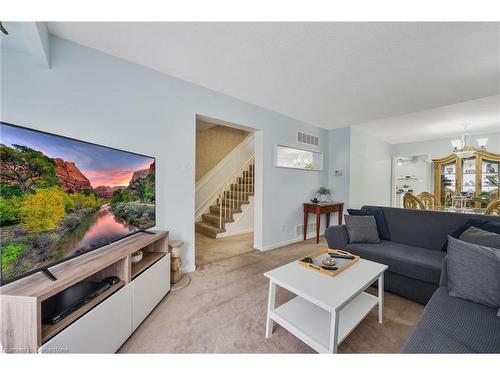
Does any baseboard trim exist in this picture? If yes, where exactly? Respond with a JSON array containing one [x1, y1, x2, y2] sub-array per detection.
[[259, 230, 325, 252], [217, 228, 254, 238], [182, 264, 196, 273]]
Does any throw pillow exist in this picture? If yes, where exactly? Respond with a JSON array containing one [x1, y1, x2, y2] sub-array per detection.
[[347, 208, 390, 240], [447, 236, 500, 314], [442, 218, 500, 251], [459, 226, 500, 249], [451, 218, 500, 239], [345, 215, 380, 243]]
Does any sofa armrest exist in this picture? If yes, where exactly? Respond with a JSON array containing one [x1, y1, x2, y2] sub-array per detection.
[[439, 255, 448, 287], [325, 225, 349, 250]]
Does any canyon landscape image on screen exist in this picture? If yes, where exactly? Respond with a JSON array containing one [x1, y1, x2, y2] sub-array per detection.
[[0, 122, 155, 283]]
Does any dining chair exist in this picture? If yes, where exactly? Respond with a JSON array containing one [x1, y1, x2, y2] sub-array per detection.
[[403, 192, 425, 210], [485, 197, 500, 215], [417, 192, 440, 209]]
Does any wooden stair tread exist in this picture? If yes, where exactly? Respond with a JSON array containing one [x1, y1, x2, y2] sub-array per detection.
[[209, 205, 242, 214], [202, 213, 234, 223], [224, 193, 253, 198], [195, 222, 225, 232], [220, 198, 250, 204], [195, 222, 226, 238]]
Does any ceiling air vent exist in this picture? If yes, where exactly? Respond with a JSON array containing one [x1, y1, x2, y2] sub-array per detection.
[[297, 131, 319, 146]]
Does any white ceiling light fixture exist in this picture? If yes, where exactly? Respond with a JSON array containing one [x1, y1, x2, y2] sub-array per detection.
[[450, 125, 488, 158], [476, 138, 488, 149]]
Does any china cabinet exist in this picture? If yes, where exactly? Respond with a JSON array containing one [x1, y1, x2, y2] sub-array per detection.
[[433, 151, 500, 208]]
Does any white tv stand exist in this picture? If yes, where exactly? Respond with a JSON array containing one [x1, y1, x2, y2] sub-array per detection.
[[0, 231, 170, 353]]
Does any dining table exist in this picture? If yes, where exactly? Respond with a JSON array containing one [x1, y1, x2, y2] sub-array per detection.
[[431, 206, 487, 215]]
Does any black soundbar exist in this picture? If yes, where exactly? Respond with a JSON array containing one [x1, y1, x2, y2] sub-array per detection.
[[42, 277, 119, 325]]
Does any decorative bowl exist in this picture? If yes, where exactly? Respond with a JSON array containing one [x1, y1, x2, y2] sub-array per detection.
[[131, 250, 143, 264]]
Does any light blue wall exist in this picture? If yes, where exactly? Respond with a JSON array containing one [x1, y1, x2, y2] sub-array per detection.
[[328, 127, 350, 212], [1, 36, 329, 271]]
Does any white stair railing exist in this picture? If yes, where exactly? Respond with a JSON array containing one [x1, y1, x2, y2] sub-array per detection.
[[216, 154, 255, 229]]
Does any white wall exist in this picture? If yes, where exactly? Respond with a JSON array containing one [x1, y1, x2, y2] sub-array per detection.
[[219, 199, 254, 238], [392, 155, 432, 207], [327, 126, 392, 210], [1, 36, 329, 272], [349, 127, 392, 208]]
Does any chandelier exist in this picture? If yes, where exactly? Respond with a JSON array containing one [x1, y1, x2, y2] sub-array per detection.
[[450, 125, 488, 158]]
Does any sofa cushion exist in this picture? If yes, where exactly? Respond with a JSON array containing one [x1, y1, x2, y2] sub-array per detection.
[[402, 287, 500, 353], [345, 240, 444, 284], [447, 236, 500, 311], [347, 208, 390, 240]]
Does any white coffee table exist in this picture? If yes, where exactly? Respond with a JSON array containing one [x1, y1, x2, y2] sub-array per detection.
[[264, 258, 387, 353]]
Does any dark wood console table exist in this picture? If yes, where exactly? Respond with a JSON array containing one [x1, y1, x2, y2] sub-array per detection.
[[303, 202, 344, 243]]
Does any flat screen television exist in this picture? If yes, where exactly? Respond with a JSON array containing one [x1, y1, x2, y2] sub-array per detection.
[[0, 122, 156, 285]]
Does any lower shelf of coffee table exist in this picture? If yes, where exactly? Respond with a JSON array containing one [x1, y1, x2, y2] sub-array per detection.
[[269, 292, 378, 352]]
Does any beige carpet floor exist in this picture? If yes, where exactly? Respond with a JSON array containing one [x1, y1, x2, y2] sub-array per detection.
[[118, 233, 424, 353]]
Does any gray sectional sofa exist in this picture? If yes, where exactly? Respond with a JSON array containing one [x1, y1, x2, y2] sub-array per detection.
[[325, 206, 500, 353], [402, 257, 500, 353], [325, 206, 500, 304]]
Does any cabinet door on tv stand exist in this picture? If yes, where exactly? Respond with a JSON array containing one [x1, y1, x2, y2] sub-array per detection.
[[132, 254, 171, 331], [39, 283, 132, 354]]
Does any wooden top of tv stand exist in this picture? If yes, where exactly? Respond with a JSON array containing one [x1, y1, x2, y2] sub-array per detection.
[[0, 230, 168, 301]]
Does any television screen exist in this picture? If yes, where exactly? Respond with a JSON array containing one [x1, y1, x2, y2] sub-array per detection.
[[0, 122, 156, 285]]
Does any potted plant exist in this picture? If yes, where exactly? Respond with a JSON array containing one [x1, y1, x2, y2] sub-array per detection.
[[317, 186, 331, 202]]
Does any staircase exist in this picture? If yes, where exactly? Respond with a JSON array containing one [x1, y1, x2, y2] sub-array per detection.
[[195, 156, 255, 238]]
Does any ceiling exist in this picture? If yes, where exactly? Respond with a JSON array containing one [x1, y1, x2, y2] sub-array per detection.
[[13, 22, 496, 130], [354, 95, 500, 144], [46, 22, 500, 130]]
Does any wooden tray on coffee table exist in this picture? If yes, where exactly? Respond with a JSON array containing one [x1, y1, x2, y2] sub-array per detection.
[[298, 249, 359, 277]]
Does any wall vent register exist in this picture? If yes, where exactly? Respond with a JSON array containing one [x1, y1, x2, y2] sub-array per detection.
[[295, 222, 317, 237], [298, 131, 319, 146]]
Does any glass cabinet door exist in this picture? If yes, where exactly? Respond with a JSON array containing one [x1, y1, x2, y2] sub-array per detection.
[[461, 157, 476, 194], [481, 159, 499, 195], [439, 160, 456, 206]]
